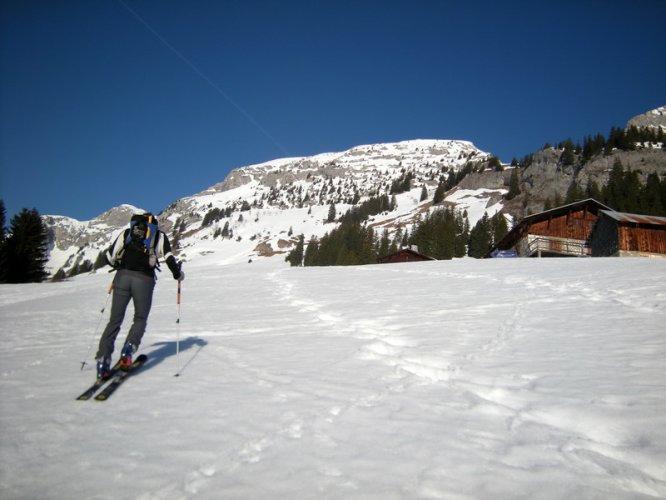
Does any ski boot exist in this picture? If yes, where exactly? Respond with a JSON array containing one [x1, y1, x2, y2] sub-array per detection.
[[96, 357, 112, 381], [119, 342, 136, 371]]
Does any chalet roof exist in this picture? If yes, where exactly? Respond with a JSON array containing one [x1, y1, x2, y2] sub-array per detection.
[[518, 198, 613, 225], [377, 248, 435, 262], [598, 210, 666, 227]]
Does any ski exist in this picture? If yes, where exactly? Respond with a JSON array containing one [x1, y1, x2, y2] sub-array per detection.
[[76, 360, 122, 401], [94, 354, 148, 401]]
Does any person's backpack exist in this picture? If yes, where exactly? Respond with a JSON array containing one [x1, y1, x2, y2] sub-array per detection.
[[122, 213, 160, 269]]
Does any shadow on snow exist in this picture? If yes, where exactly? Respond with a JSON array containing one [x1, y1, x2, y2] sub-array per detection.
[[141, 337, 208, 375]]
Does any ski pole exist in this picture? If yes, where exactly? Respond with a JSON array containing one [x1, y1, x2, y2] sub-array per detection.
[[81, 281, 114, 370], [174, 279, 181, 377]]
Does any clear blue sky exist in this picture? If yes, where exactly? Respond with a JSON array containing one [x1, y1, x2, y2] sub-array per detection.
[[1, 0, 665, 221]]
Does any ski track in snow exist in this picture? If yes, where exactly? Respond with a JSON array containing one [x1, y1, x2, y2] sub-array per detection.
[[0, 257, 665, 499], [259, 260, 666, 499]]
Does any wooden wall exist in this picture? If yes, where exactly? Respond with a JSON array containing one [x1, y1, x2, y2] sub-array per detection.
[[528, 208, 598, 241], [618, 225, 666, 254]]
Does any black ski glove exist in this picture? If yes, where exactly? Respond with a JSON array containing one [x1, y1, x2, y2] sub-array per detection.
[[166, 256, 185, 281], [173, 261, 184, 281]]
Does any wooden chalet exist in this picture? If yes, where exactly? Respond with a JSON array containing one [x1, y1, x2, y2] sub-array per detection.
[[589, 210, 666, 257], [488, 199, 613, 258], [377, 248, 435, 264]]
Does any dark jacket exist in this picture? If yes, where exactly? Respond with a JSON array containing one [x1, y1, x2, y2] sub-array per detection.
[[106, 228, 180, 279]]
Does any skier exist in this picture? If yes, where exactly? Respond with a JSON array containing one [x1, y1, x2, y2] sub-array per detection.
[[95, 213, 184, 380]]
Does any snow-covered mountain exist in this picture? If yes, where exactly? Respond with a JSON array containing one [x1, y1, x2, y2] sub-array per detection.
[[43, 204, 145, 277], [44, 140, 505, 277]]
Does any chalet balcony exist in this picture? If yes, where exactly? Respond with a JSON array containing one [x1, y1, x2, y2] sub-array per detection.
[[524, 235, 591, 257]]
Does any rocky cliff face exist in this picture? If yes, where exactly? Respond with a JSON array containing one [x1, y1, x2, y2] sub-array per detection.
[[467, 107, 666, 219], [486, 146, 666, 219]]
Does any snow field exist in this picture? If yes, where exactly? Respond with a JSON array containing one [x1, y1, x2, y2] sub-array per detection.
[[1, 257, 665, 499]]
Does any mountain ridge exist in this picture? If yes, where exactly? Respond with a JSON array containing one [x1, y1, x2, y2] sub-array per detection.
[[42, 108, 666, 278]]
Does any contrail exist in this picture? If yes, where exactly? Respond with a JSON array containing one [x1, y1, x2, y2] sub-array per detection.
[[115, 0, 289, 156]]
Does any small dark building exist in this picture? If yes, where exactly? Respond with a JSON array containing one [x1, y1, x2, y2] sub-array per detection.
[[377, 248, 435, 264], [589, 210, 666, 257], [488, 199, 612, 258]]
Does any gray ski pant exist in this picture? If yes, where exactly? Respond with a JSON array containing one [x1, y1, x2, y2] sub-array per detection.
[[96, 270, 155, 360]]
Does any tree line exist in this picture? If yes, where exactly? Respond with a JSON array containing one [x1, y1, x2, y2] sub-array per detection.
[[516, 124, 666, 169], [544, 159, 666, 216], [0, 200, 50, 283], [286, 197, 510, 266]]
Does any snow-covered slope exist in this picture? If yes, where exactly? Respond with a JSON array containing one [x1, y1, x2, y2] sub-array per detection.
[[43, 140, 503, 276], [1, 257, 665, 498], [207, 139, 487, 195], [159, 139, 498, 258]]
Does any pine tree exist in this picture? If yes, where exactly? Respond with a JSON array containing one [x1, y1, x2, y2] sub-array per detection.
[[602, 159, 633, 211], [285, 234, 305, 267], [420, 185, 428, 202], [561, 139, 576, 166], [401, 229, 410, 248], [405, 207, 468, 261], [377, 229, 391, 258], [430, 210, 455, 259], [303, 221, 380, 267], [506, 169, 521, 200], [359, 228, 377, 264], [491, 212, 509, 246], [565, 179, 585, 204], [221, 221, 230, 238], [327, 202, 337, 223], [468, 213, 492, 258], [433, 180, 446, 204], [582, 133, 605, 163], [304, 236, 319, 266], [0, 208, 50, 283], [642, 173, 664, 215], [489, 156, 503, 171], [622, 169, 643, 213], [0, 200, 6, 281], [456, 211, 470, 258], [586, 180, 602, 201], [0, 200, 5, 244]]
